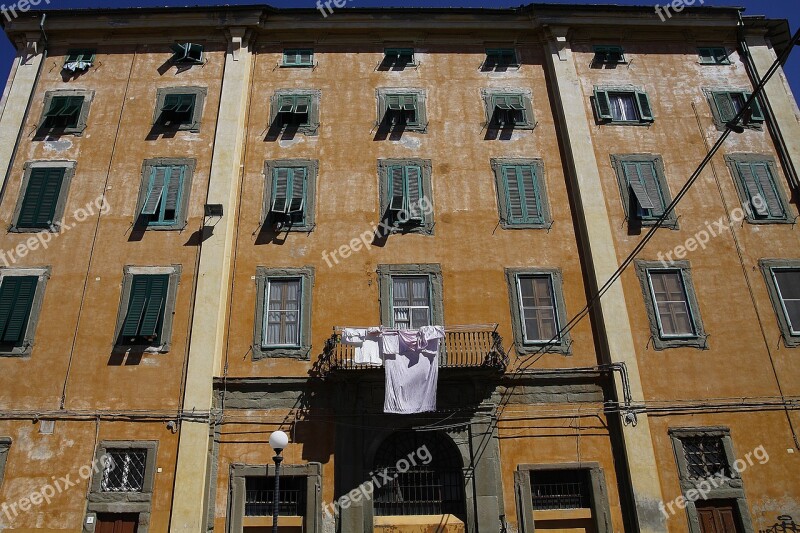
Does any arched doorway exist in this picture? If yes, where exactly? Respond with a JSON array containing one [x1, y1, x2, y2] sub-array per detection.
[[372, 430, 466, 522]]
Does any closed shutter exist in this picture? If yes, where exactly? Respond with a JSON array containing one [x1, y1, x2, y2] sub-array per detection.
[[18, 168, 65, 228], [593, 89, 613, 121], [163, 166, 183, 220], [635, 91, 654, 121], [121, 275, 169, 340], [0, 276, 37, 345], [738, 161, 783, 218], [142, 166, 168, 216], [713, 92, 736, 123], [743, 92, 765, 122], [519, 165, 541, 222]]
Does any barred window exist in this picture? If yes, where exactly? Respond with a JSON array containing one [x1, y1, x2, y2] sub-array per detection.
[[245, 475, 307, 517], [682, 437, 730, 479], [101, 449, 147, 492], [530, 470, 591, 511]]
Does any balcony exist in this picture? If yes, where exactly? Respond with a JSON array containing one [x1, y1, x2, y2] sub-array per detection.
[[319, 324, 508, 374]]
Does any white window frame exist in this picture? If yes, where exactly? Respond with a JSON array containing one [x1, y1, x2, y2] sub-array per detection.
[[647, 269, 697, 339], [263, 277, 303, 348], [770, 268, 800, 335], [390, 275, 431, 329], [516, 273, 560, 344]]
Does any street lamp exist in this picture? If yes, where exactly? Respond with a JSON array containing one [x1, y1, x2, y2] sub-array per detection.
[[269, 430, 289, 533]]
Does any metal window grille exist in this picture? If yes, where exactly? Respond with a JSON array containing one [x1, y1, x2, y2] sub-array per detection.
[[530, 470, 591, 510], [372, 431, 465, 518], [245, 475, 307, 517], [101, 449, 147, 493], [682, 437, 730, 479]]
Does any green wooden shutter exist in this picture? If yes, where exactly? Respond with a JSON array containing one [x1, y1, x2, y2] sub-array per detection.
[[713, 92, 736, 123], [638, 161, 665, 217], [17, 168, 65, 228], [142, 166, 168, 216], [736, 162, 778, 217], [635, 91, 654, 122], [406, 166, 423, 220], [122, 276, 149, 338], [593, 89, 613, 121], [698, 47, 715, 64], [743, 92, 765, 122], [503, 167, 524, 223], [139, 275, 168, 338], [0, 276, 37, 345], [163, 166, 184, 220], [519, 165, 541, 223], [272, 168, 290, 213], [389, 166, 406, 211], [288, 168, 306, 215]]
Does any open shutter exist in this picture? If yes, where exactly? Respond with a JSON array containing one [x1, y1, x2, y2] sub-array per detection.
[[713, 92, 736, 123], [519, 165, 541, 222], [271, 168, 290, 213], [406, 166, 423, 220], [288, 168, 306, 214], [593, 89, 613, 121], [18, 168, 64, 228], [138, 275, 168, 338], [0, 276, 37, 344], [753, 162, 784, 217], [163, 166, 183, 219], [170, 43, 188, 61], [743, 92, 765, 123], [300, 51, 312, 65], [142, 167, 168, 216], [504, 167, 524, 222], [639, 162, 664, 217], [635, 91, 654, 122], [389, 166, 406, 211], [737, 162, 770, 216], [122, 276, 149, 337]]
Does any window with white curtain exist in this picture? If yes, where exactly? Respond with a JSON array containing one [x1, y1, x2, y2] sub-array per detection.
[[264, 278, 302, 346], [609, 92, 639, 122], [391, 276, 431, 329]]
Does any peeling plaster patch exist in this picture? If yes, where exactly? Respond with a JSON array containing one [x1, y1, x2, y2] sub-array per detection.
[[43, 139, 73, 153], [279, 137, 304, 148], [752, 498, 800, 529], [393, 136, 422, 150], [291, 245, 309, 257], [638, 498, 667, 532]]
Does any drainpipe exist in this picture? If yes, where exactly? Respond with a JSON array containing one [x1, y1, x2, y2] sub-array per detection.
[[737, 11, 799, 189]]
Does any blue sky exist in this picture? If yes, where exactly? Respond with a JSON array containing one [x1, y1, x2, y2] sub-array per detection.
[[0, 0, 796, 101]]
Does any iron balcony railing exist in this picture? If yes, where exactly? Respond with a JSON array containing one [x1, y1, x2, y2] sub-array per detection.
[[320, 324, 507, 373]]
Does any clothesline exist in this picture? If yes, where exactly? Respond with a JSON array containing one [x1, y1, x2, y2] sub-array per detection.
[[332, 323, 498, 333]]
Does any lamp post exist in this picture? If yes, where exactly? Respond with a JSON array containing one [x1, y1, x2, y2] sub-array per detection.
[[269, 430, 289, 533]]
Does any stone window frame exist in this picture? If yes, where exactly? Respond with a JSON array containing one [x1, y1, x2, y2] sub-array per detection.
[[723, 153, 792, 225], [0, 437, 10, 488], [84, 440, 158, 533], [38, 88, 94, 136], [635, 260, 708, 350], [112, 265, 182, 354], [668, 427, 755, 533], [133, 158, 196, 231], [269, 89, 321, 137], [10, 160, 77, 233], [505, 267, 571, 355], [377, 264, 444, 327], [253, 266, 315, 361], [480, 87, 536, 130], [703, 87, 764, 131], [377, 158, 435, 236], [227, 463, 322, 533], [759, 259, 800, 347], [490, 157, 552, 230], [375, 87, 428, 133], [152, 86, 207, 133], [514, 462, 612, 533], [261, 159, 318, 232], [610, 153, 679, 229], [0, 267, 50, 358]]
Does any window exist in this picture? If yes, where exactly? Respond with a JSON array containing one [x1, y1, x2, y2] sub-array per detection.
[[229, 463, 322, 533], [153, 87, 206, 132], [706, 89, 764, 128], [484, 48, 518, 70], [531, 469, 591, 510], [669, 428, 754, 533], [724, 154, 789, 223], [760, 260, 800, 347], [593, 87, 654, 124], [373, 431, 465, 518], [12, 162, 76, 232], [63, 49, 95, 72], [136, 159, 194, 230], [382, 48, 415, 69], [378, 159, 434, 234], [269, 90, 320, 136], [253, 267, 314, 360], [38, 90, 93, 135], [377, 89, 427, 133], [611, 154, 676, 228], [114, 266, 181, 352], [0, 438, 9, 488], [482, 90, 535, 130], [635, 261, 707, 350], [262, 160, 317, 231], [245, 475, 307, 517], [506, 269, 571, 355], [0, 268, 49, 357], [492, 159, 550, 228], [102, 449, 147, 492], [170, 42, 203, 64], [378, 264, 443, 328], [698, 47, 730, 65], [282, 49, 313, 67], [593, 45, 625, 65]]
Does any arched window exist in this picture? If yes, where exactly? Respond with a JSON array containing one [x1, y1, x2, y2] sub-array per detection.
[[372, 431, 465, 519]]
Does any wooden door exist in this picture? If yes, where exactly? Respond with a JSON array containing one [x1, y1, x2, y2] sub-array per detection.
[[95, 513, 138, 533], [696, 501, 742, 533]]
